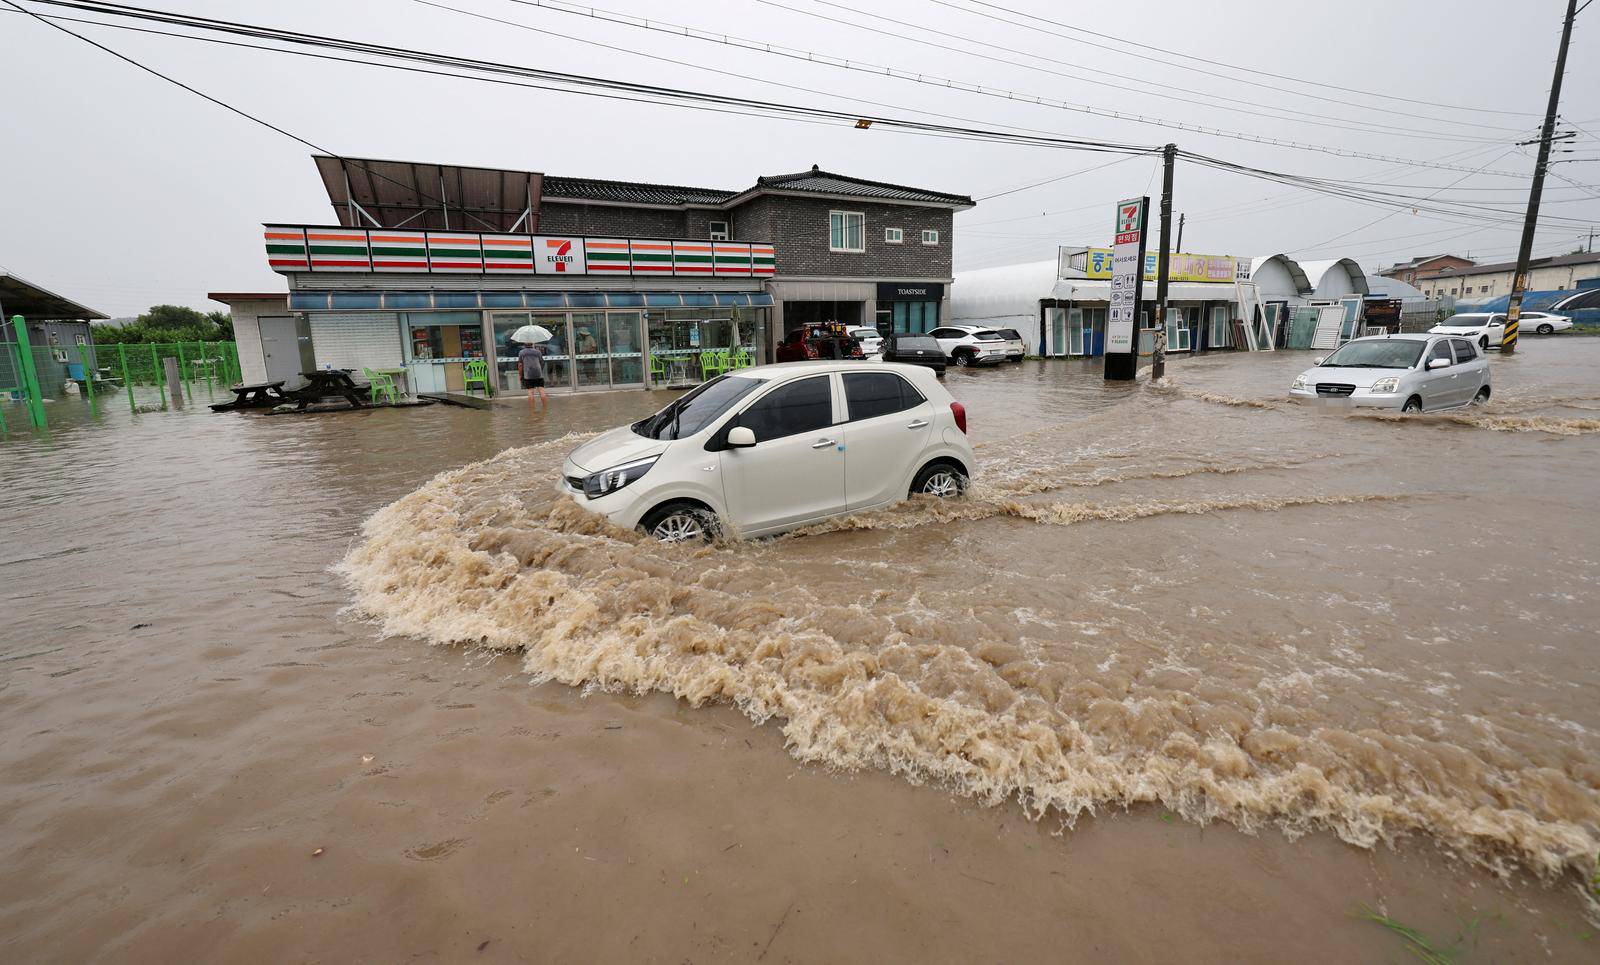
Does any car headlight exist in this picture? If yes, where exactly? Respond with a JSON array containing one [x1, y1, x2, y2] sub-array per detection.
[[583, 455, 658, 498], [1368, 377, 1400, 394], [1291, 375, 1308, 391]]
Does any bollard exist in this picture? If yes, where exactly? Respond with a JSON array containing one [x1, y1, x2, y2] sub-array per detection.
[[163, 356, 184, 407]]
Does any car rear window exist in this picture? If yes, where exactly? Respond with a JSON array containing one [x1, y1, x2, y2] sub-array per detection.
[[892, 336, 939, 352], [973, 330, 1002, 340], [996, 329, 1022, 340]]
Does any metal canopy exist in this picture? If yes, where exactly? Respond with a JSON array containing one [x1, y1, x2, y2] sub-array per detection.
[[0, 270, 107, 321], [312, 155, 544, 233]]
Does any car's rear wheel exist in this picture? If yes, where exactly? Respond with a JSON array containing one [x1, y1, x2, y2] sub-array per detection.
[[640, 502, 718, 544], [953, 350, 972, 367], [1537, 323, 1554, 335], [1402, 395, 1423, 413], [911, 462, 969, 498]]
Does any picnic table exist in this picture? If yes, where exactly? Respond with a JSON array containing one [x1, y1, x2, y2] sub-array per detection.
[[289, 369, 367, 410], [210, 380, 291, 411]]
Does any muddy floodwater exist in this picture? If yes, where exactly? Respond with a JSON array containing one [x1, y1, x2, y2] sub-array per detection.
[[4, 341, 1600, 962]]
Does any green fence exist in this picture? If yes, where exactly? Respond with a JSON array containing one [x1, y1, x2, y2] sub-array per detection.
[[2, 330, 241, 432]]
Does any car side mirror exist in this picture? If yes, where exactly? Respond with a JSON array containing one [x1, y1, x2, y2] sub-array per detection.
[[1427, 357, 1451, 370], [727, 426, 757, 448], [1312, 356, 1324, 365]]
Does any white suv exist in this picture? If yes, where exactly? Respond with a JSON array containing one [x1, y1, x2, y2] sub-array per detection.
[[928, 325, 1010, 367], [563, 361, 974, 541]]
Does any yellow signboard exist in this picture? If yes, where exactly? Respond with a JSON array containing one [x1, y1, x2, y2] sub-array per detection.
[[1083, 248, 1239, 283]]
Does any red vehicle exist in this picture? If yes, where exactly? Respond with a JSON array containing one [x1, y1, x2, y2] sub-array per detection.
[[776, 323, 866, 363]]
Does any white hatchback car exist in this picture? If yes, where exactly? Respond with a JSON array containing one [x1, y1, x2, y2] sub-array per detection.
[[563, 362, 975, 541], [1289, 333, 1490, 412], [848, 326, 884, 356]]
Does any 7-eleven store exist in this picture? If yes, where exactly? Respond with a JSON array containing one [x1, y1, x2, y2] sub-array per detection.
[[259, 225, 776, 395]]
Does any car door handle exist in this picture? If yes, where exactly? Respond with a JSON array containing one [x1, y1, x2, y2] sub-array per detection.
[[811, 438, 836, 449], [906, 419, 929, 429]]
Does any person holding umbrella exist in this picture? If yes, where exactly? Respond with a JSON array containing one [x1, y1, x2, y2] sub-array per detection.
[[511, 323, 553, 406]]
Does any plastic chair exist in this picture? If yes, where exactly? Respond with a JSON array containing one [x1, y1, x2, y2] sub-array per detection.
[[730, 348, 753, 369], [649, 353, 669, 385], [700, 349, 729, 379], [463, 358, 489, 395], [363, 367, 398, 405]]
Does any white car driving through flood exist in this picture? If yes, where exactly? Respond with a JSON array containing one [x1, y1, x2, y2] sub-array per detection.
[[563, 361, 974, 542], [1429, 313, 1505, 349], [1289, 333, 1490, 412]]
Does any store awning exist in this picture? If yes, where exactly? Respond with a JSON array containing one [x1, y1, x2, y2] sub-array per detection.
[[0, 270, 107, 321], [287, 290, 775, 312]]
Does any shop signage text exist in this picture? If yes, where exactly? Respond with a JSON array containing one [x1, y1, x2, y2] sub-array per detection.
[[1080, 248, 1239, 283], [875, 282, 945, 301]]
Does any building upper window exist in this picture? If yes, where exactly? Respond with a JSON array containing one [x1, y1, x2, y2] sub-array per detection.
[[921, 229, 940, 246], [884, 227, 903, 244], [830, 211, 865, 252], [709, 220, 730, 241]]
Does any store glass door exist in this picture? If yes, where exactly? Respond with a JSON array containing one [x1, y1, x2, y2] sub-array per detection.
[[570, 313, 608, 390], [536, 313, 573, 389], [607, 312, 644, 388], [1068, 308, 1086, 356], [1049, 308, 1066, 357]]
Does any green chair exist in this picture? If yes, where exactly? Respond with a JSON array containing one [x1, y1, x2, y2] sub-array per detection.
[[363, 367, 398, 405], [463, 358, 489, 395], [700, 349, 729, 379], [730, 348, 753, 369], [649, 353, 669, 385]]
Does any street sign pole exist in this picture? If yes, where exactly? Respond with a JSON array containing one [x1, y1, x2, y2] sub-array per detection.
[[1104, 197, 1150, 381], [1151, 143, 1177, 381]]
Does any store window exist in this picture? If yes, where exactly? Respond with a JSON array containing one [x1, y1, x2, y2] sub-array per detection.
[[647, 307, 759, 387], [709, 220, 730, 241], [921, 229, 939, 245], [875, 300, 940, 335], [1209, 306, 1232, 348], [829, 211, 865, 252], [885, 227, 903, 244], [401, 311, 487, 394]]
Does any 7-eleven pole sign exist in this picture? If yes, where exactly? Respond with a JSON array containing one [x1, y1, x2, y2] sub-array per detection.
[[1106, 197, 1148, 358]]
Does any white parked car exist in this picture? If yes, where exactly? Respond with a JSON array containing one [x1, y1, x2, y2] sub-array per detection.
[[927, 325, 1009, 367], [1430, 313, 1505, 350], [1289, 333, 1490, 412], [992, 328, 1027, 362], [848, 326, 884, 356], [562, 361, 974, 542], [1517, 311, 1573, 335]]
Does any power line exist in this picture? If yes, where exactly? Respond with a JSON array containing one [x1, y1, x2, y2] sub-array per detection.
[[943, 0, 1541, 119], [510, 0, 1515, 146]]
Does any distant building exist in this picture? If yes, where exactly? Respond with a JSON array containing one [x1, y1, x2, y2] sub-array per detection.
[[1, 270, 107, 399], [1414, 251, 1600, 301], [1380, 253, 1475, 287]]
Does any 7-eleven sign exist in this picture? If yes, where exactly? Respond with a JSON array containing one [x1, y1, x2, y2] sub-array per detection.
[[533, 236, 587, 274], [1115, 198, 1145, 238]]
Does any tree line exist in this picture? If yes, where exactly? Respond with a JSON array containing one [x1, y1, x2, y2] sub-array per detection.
[[92, 305, 234, 344]]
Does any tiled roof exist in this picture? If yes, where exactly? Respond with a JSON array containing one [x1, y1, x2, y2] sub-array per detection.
[[1430, 250, 1600, 277], [541, 176, 737, 206], [755, 166, 974, 206]]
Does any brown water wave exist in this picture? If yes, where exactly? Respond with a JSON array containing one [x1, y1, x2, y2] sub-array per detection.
[[338, 437, 1600, 885]]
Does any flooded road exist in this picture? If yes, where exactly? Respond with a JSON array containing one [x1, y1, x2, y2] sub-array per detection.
[[4, 340, 1599, 961]]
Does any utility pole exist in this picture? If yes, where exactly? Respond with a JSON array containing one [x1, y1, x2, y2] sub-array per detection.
[[1151, 143, 1176, 381], [1503, 0, 1579, 354], [1175, 212, 1186, 252]]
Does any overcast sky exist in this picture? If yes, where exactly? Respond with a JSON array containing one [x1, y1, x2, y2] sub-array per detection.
[[2, 0, 1597, 317]]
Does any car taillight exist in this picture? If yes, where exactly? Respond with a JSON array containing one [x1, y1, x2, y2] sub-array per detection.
[[950, 401, 967, 434]]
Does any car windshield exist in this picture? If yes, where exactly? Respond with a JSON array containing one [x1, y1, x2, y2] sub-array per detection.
[[631, 375, 765, 440], [893, 336, 939, 352], [1321, 340, 1426, 369]]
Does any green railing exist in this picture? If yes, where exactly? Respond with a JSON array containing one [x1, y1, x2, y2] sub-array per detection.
[[2, 322, 241, 432]]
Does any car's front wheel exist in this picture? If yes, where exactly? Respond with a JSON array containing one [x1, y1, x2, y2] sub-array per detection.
[[640, 502, 719, 544], [1478, 336, 1489, 349], [911, 462, 969, 498], [1402, 395, 1424, 413], [1471, 386, 1491, 405], [1537, 323, 1554, 335]]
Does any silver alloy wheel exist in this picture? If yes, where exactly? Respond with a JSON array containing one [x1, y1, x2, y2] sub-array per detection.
[[652, 512, 706, 543], [1538, 323, 1554, 335], [921, 470, 962, 497]]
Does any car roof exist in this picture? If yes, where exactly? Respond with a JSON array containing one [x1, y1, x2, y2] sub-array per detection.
[[1349, 332, 1433, 342], [732, 360, 944, 386]]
